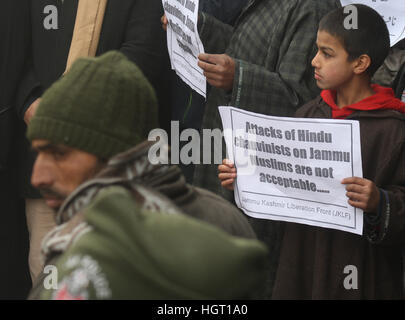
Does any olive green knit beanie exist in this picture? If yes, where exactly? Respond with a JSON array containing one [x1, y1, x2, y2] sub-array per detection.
[[27, 51, 159, 160]]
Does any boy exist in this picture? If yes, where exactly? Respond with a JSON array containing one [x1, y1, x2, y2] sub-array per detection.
[[219, 5, 405, 299]]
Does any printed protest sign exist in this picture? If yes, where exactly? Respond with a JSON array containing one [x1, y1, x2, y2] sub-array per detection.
[[340, 0, 405, 47], [163, 0, 206, 97], [219, 107, 364, 235]]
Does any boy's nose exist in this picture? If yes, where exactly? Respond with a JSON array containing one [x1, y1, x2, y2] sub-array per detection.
[[311, 52, 320, 68]]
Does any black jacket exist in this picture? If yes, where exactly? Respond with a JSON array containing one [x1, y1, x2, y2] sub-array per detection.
[[393, 62, 405, 101], [0, 0, 30, 171], [17, 0, 171, 197], [0, 0, 31, 299]]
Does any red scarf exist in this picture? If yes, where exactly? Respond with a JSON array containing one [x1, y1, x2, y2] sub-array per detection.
[[321, 84, 405, 119]]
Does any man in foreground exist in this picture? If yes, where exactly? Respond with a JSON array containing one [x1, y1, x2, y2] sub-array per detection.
[[27, 51, 267, 299]]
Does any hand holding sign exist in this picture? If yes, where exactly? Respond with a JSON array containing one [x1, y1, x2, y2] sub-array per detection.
[[342, 177, 380, 212], [218, 159, 237, 190], [198, 53, 236, 91]]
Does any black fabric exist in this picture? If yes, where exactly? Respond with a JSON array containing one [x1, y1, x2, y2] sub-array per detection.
[[393, 62, 405, 100], [200, 0, 250, 25], [393, 62, 405, 296], [0, 0, 32, 299], [0, 107, 13, 171]]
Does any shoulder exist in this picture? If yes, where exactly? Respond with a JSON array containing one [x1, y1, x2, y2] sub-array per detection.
[[356, 110, 405, 140], [355, 109, 405, 125], [295, 96, 330, 119], [296, 0, 340, 10], [293, 0, 340, 16]]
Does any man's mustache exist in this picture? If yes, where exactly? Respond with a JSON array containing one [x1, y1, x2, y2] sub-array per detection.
[[39, 188, 65, 200]]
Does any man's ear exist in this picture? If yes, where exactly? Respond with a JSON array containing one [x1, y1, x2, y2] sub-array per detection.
[[353, 54, 371, 75]]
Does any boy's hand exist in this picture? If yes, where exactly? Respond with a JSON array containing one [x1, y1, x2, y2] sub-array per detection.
[[218, 159, 236, 191], [341, 177, 380, 213]]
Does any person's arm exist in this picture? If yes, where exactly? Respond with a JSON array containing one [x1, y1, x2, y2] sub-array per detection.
[[15, 61, 44, 126], [200, 0, 249, 25], [14, 0, 43, 125], [198, 12, 233, 54], [13, 0, 44, 124], [118, 0, 169, 93], [120, 0, 172, 130]]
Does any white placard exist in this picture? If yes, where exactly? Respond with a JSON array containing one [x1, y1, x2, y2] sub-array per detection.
[[163, 0, 206, 97], [340, 0, 405, 47], [219, 107, 364, 235]]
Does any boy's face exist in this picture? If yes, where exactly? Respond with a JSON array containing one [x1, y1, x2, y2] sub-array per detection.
[[312, 30, 356, 91]]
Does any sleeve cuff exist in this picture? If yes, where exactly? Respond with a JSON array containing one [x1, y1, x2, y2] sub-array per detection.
[[231, 59, 245, 107], [366, 188, 391, 243]]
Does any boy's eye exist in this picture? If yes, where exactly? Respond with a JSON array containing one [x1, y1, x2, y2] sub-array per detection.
[[322, 51, 331, 58]]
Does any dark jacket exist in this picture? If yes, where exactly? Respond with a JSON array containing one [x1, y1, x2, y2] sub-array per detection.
[[0, 0, 31, 299], [17, 0, 170, 197], [273, 96, 405, 299], [393, 62, 405, 101], [200, 0, 249, 25], [0, 0, 30, 171]]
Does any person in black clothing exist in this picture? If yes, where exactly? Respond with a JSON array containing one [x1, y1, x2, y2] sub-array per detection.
[[0, 0, 32, 299], [373, 38, 405, 88], [393, 61, 405, 102]]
